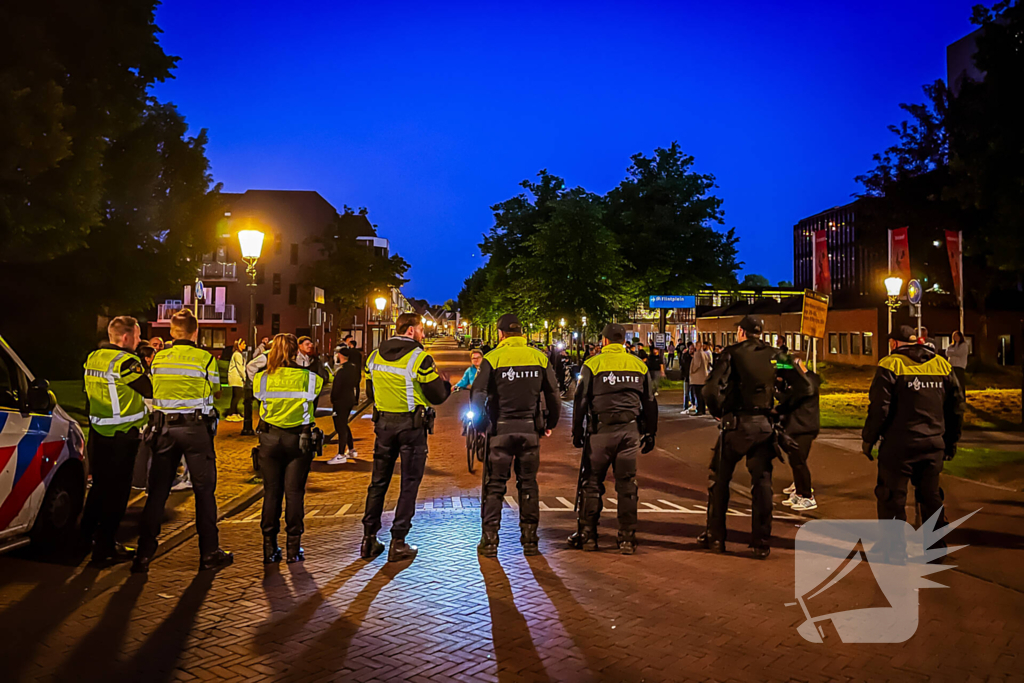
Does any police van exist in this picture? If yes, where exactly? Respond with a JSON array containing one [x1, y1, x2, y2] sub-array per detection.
[[0, 336, 87, 553]]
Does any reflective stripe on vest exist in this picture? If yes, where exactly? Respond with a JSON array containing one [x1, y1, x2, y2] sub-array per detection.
[[151, 345, 218, 414], [84, 349, 149, 430], [368, 348, 424, 412], [254, 368, 323, 427]]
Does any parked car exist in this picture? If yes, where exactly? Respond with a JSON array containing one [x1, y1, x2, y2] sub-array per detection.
[[469, 339, 483, 349], [0, 335, 87, 553]]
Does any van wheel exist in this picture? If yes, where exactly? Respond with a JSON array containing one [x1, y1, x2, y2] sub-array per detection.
[[30, 466, 84, 547]]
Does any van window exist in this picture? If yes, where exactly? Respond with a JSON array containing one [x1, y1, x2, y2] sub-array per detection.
[[0, 352, 22, 410]]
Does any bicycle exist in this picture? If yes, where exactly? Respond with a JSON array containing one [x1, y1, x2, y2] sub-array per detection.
[[464, 412, 485, 474]]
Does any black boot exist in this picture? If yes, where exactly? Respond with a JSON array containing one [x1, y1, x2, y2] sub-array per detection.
[[751, 546, 770, 560], [286, 535, 304, 563], [617, 530, 637, 556], [696, 530, 711, 549], [263, 536, 282, 564], [92, 542, 136, 566], [567, 529, 583, 549], [520, 524, 539, 556], [130, 553, 152, 574], [477, 527, 499, 558], [199, 548, 234, 572], [579, 526, 598, 552], [360, 534, 385, 560], [698, 530, 726, 553], [388, 538, 418, 563]]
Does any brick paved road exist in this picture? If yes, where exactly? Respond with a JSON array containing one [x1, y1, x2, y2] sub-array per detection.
[[1, 341, 1022, 682]]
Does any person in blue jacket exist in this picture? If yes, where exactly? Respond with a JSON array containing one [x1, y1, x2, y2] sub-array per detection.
[[453, 349, 484, 392]]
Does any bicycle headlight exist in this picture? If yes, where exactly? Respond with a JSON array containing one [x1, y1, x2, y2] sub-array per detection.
[[465, 410, 475, 420]]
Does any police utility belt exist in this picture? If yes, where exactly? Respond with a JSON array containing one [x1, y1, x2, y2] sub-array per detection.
[[251, 422, 324, 471], [588, 411, 642, 435], [373, 405, 436, 434], [143, 409, 217, 444]]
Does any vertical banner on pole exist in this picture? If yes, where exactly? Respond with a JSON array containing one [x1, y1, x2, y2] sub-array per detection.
[[889, 227, 912, 290], [813, 230, 832, 300], [945, 229, 964, 331]]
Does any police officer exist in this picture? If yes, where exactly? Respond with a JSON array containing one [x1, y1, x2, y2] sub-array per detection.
[[471, 314, 560, 557], [81, 316, 152, 565], [133, 309, 232, 573], [862, 325, 963, 551], [253, 333, 325, 564], [570, 323, 658, 554], [360, 312, 451, 562], [700, 315, 810, 559]]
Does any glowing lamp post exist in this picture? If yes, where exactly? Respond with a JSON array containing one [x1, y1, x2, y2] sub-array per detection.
[[884, 275, 904, 335], [238, 228, 265, 437]]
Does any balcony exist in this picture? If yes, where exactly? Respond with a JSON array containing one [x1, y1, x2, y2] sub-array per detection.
[[199, 262, 237, 281], [157, 303, 236, 323]]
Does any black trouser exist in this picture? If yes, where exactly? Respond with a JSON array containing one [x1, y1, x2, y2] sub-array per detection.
[[258, 426, 313, 538], [691, 384, 706, 414], [790, 432, 817, 498], [481, 421, 540, 529], [138, 419, 220, 558], [332, 403, 355, 453], [362, 413, 428, 539], [580, 424, 640, 533], [875, 450, 947, 547], [81, 427, 140, 553], [225, 386, 244, 416], [953, 367, 967, 394], [706, 415, 775, 548]]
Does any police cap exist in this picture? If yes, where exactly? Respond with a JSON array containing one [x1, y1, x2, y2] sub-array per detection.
[[889, 324, 918, 343], [601, 323, 626, 344], [497, 314, 523, 334], [738, 315, 763, 335]]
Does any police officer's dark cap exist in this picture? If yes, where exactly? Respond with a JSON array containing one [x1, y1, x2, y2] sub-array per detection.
[[738, 315, 763, 335], [497, 314, 522, 333], [601, 323, 626, 344], [889, 324, 918, 343]]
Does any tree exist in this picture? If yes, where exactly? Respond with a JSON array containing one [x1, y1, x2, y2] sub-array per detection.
[[740, 274, 771, 289], [777, 280, 794, 288]]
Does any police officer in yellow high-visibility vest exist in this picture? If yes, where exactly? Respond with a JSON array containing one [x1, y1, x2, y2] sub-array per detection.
[[133, 309, 233, 573], [81, 316, 152, 565], [571, 324, 658, 554], [360, 312, 451, 562], [253, 333, 324, 564]]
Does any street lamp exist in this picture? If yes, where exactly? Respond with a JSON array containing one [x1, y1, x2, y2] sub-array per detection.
[[238, 228, 265, 437], [884, 275, 904, 335], [374, 296, 387, 313]]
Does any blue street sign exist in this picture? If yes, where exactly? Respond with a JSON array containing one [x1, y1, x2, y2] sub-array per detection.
[[648, 295, 695, 309], [195, 280, 206, 301], [907, 279, 922, 305]]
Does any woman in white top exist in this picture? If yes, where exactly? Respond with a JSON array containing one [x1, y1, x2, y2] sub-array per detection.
[[225, 339, 247, 421], [945, 330, 969, 394]]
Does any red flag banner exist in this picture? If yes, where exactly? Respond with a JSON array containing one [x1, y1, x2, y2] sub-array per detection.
[[945, 230, 963, 303], [889, 227, 911, 289], [813, 230, 831, 298]]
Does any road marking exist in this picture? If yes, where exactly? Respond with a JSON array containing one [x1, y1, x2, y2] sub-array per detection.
[[556, 496, 575, 509], [504, 495, 519, 510], [333, 504, 352, 517], [657, 499, 693, 512]]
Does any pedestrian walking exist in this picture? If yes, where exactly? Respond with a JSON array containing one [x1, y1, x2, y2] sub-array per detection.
[[131, 342, 157, 490], [679, 343, 694, 412], [646, 347, 664, 396], [945, 330, 969, 394], [699, 315, 811, 559], [133, 308, 232, 573], [470, 314, 561, 557], [776, 353, 821, 511], [688, 340, 712, 416], [666, 340, 676, 369], [81, 316, 151, 565], [570, 323, 658, 554], [360, 313, 451, 562], [224, 339, 246, 421], [862, 325, 964, 559], [328, 345, 362, 465], [253, 334, 325, 564]]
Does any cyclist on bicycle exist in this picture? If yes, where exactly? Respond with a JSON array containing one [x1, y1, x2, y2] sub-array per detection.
[[453, 349, 484, 392]]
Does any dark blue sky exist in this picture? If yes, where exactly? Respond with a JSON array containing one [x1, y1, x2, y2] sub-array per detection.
[[153, 1, 978, 302]]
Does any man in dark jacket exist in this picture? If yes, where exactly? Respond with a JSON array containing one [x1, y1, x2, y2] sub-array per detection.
[[328, 347, 362, 465], [776, 353, 820, 511], [862, 325, 964, 549]]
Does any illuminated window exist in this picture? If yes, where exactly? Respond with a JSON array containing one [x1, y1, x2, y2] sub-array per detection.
[[829, 333, 838, 354]]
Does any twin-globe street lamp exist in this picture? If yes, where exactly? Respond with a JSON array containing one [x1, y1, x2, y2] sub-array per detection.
[[238, 228, 265, 436]]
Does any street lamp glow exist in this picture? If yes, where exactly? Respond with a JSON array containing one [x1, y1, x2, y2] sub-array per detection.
[[238, 230, 265, 260], [544, 320, 549, 329], [559, 318, 566, 327], [884, 276, 903, 297], [374, 296, 387, 311]]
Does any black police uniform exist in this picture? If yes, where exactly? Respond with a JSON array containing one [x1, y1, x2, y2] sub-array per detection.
[[862, 335, 963, 538], [471, 317, 560, 556], [702, 318, 811, 556], [572, 325, 658, 553]]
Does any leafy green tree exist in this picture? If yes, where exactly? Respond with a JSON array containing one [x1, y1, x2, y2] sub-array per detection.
[[740, 274, 771, 288], [777, 280, 794, 288]]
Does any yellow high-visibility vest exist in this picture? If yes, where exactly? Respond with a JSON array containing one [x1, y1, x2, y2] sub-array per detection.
[[254, 366, 324, 428], [151, 343, 220, 414], [83, 348, 149, 436]]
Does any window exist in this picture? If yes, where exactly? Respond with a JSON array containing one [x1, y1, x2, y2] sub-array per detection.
[[256, 265, 265, 286], [851, 332, 861, 355], [271, 313, 281, 335], [212, 329, 227, 348], [794, 334, 802, 351], [275, 235, 283, 254], [290, 243, 299, 265], [785, 333, 793, 351], [272, 274, 281, 295], [838, 333, 848, 355], [255, 304, 264, 326], [0, 352, 21, 410], [863, 332, 873, 356], [770, 333, 779, 347], [288, 283, 298, 305], [828, 333, 838, 354]]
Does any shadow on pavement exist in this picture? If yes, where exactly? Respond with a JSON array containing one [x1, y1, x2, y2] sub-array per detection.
[[478, 556, 551, 683]]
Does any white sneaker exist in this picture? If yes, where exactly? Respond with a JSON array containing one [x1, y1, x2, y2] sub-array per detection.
[[783, 483, 796, 496], [791, 496, 818, 511], [347, 450, 358, 460], [327, 454, 348, 465], [170, 478, 192, 492], [781, 492, 799, 506]]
